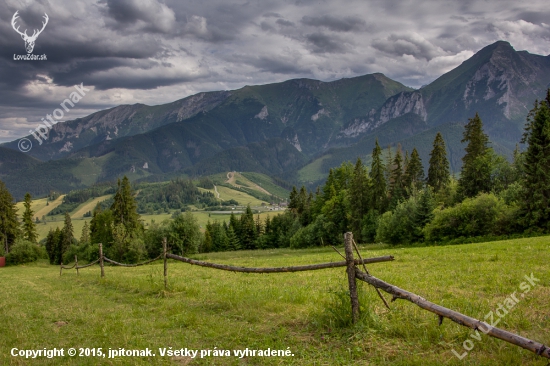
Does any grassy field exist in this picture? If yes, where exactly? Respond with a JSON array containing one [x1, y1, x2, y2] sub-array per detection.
[[213, 186, 267, 207], [71, 195, 113, 219], [297, 154, 333, 184], [1, 237, 549, 365], [15, 196, 65, 221]]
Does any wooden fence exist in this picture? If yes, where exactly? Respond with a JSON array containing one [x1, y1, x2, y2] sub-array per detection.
[[59, 234, 550, 360]]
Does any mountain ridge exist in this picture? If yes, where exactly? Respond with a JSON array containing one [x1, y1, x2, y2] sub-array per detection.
[[1, 41, 550, 197]]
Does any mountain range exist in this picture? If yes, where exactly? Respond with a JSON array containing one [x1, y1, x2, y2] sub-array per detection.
[[1, 40, 550, 198]]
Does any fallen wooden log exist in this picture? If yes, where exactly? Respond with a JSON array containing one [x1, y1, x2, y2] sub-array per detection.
[[166, 253, 394, 273], [355, 268, 550, 359]]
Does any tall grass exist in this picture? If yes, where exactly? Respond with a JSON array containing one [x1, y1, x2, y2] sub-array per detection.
[[1, 237, 549, 365]]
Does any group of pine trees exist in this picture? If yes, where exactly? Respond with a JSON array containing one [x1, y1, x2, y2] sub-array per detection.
[[0, 189, 47, 264]]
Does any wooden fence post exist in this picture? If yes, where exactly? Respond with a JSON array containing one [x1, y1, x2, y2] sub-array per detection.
[[75, 255, 79, 275], [60, 262, 63, 276], [99, 243, 105, 278], [344, 232, 360, 324], [163, 237, 167, 290]]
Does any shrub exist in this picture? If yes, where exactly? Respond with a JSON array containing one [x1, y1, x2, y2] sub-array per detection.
[[498, 181, 523, 206], [5, 238, 47, 265], [424, 193, 507, 242], [62, 242, 99, 264], [290, 214, 340, 248], [375, 195, 419, 245]]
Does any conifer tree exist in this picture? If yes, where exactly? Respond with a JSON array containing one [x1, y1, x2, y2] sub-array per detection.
[[288, 186, 299, 211], [457, 113, 491, 198], [45, 227, 62, 264], [384, 145, 393, 184], [520, 89, 550, 230], [240, 205, 257, 250], [80, 221, 90, 245], [229, 212, 241, 238], [111, 176, 141, 232], [22, 193, 38, 243], [414, 188, 435, 241], [369, 139, 387, 213], [61, 212, 74, 258], [403, 148, 424, 194], [203, 230, 213, 253], [349, 158, 370, 237], [226, 225, 241, 251], [512, 143, 525, 182], [0, 180, 19, 254], [427, 132, 451, 193], [389, 146, 405, 208], [90, 203, 113, 246]]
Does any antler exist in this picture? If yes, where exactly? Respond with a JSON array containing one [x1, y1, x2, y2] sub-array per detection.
[[11, 11, 28, 38], [30, 13, 49, 39]]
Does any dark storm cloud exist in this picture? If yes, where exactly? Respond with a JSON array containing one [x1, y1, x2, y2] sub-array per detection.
[[1, 0, 549, 142], [306, 33, 350, 54], [100, 0, 176, 34], [514, 11, 550, 25], [301, 15, 366, 32]]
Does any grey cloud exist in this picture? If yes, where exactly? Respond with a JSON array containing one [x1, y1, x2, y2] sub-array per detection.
[[514, 11, 550, 25], [101, 0, 176, 34], [372, 34, 443, 60], [450, 15, 468, 23], [306, 33, 350, 53], [227, 54, 311, 75], [260, 21, 276, 32], [262, 12, 282, 18], [1, 0, 550, 142], [301, 15, 366, 32], [276, 19, 295, 27]]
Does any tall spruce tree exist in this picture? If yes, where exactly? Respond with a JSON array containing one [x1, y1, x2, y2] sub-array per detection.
[[240, 205, 257, 250], [61, 212, 74, 259], [111, 176, 141, 232], [80, 221, 90, 245], [0, 180, 19, 254], [520, 89, 550, 230], [389, 146, 405, 208], [427, 132, 451, 193], [226, 225, 241, 251], [22, 193, 38, 243], [403, 148, 424, 194], [90, 203, 114, 246], [349, 158, 370, 238], [457, 113, 491, 198], [45, 227, 62, 264], [369, 139, 387, 212]]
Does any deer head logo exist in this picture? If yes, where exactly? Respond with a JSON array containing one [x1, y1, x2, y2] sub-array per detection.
[[11, 11, 49, 54]]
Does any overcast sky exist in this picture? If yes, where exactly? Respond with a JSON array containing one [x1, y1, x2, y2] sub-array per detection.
[[0, 0, 549, 143]]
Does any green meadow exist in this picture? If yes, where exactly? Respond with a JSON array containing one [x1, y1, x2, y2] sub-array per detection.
[[1, 236, 549, 365]]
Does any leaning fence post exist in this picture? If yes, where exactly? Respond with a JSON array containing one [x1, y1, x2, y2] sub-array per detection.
[[344, 232, 360, 324], [75, 255, 79, 275], [163, 237, 167, 290], [99, 243, 105, 278]]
